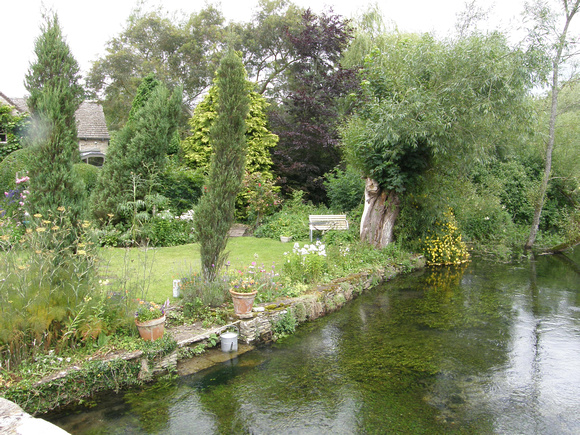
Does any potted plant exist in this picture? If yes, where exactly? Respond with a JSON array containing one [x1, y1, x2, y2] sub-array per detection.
[[280, 234, 292, 243], [229, 277, 258, 318], [135, 300, 168, 341]]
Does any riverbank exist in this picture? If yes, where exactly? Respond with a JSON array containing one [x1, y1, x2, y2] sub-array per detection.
[[0, 255, 424, 423]]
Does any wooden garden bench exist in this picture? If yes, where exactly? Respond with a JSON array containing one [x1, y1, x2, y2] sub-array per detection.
[[309, 215, 349, 241]]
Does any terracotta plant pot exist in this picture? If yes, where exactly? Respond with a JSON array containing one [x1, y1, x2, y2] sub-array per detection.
[[230, 289, 258, 318], [135, 315, 166, 341]]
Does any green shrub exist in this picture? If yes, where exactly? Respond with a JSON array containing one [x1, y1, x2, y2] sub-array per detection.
[[157, 164, 204, 215], [272, 309, 297, 339], [323, 166, 365, 212], [236, 172, 281, 226], [73, 163, 100, 193], [321, 226, 358, 246], [179, 272, 231, 308], [0, 148, 32, 193], [255, 190, 330, 240], [142, 215, 195, 247]]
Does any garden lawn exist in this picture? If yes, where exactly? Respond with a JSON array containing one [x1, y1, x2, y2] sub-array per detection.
[[97, 237, 299, 303]]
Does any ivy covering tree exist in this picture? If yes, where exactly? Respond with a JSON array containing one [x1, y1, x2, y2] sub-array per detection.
[[194, 50, 250, 281], [91, 75, 182, 221], [0, 104, 28, 162], [24, 12, 86, 223]]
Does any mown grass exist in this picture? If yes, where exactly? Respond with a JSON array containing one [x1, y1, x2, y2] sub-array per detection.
[[97, 237, 300, 303]]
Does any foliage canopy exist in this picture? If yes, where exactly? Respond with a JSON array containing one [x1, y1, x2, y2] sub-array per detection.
[[342, 31, 534, 193]]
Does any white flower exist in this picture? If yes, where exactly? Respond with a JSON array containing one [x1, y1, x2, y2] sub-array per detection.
[[177, 210, 195, 221]]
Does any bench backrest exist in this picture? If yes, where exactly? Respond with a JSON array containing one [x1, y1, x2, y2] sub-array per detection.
[[308, 215, 349, 241], [309, 215, 349, 227]]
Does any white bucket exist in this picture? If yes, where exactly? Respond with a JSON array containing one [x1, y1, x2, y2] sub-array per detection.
[[220, 331, 238, 352], [172, 279, 181, 298]]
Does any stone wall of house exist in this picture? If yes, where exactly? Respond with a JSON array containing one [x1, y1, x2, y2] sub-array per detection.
[[78, 139, 108, 155]]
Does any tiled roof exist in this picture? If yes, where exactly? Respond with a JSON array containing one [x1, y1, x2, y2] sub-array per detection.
[[0, 91, 16, 107], [75, 102, 110, 140], [1, 96, 110, 140], [10, 98, 29, 114]]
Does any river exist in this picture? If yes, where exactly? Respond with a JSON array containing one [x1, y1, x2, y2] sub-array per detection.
[[48, 248, 580, 434]]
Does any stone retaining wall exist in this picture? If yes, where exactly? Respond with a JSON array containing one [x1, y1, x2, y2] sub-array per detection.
[[1, 260, 422, 420], [238, 267, 396, 343]]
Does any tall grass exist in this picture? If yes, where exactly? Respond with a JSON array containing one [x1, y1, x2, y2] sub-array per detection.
[[0, 210, 105, 368]]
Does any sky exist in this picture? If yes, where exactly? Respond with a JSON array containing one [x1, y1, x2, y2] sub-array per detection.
[[2, 0, 527, 98]]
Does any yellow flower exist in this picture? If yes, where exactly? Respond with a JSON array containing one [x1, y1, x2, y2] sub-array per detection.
[[77, 250, 87, 255], [57, 206, 66, 212], [33, 213, 42, 218], [51, 226, 59, 231], [26, 228, 32, 234], [35, 227, 46, 232], [42, 220, 51, 224], [0, 235, 9, 241]]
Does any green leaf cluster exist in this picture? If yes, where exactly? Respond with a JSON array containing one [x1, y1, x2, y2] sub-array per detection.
[[0, 104, 29, 161]]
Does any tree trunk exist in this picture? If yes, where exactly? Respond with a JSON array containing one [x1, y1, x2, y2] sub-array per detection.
[[360, 178, 400, 248], [525, 0, 580, 250]]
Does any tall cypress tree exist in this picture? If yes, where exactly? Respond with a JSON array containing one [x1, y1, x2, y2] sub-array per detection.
[[24, 12, 86, 223], [195, 50, 249, 281]]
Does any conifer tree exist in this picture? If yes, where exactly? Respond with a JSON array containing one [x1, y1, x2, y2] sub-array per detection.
[[24, 12, 86, 222], [195, 50, 249, 280], [91, 76, 182, 221]]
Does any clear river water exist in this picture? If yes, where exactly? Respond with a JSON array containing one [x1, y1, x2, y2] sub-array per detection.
[[48, 248, 580, 434]]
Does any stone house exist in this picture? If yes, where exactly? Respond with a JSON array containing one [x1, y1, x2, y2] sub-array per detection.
[[0, 91, 110, 166]]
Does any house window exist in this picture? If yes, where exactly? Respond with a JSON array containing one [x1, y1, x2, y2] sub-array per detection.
[[82, 156, 105, 167], [0, 131, 7, 143]]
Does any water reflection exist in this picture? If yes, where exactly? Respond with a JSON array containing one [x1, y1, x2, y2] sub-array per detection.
[[48, 249, 580, 434]]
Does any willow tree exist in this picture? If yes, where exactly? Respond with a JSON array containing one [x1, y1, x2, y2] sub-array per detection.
[[194, 50, 250, 280], [342, 31, 533, 247], [523, 0, 580, 250]]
